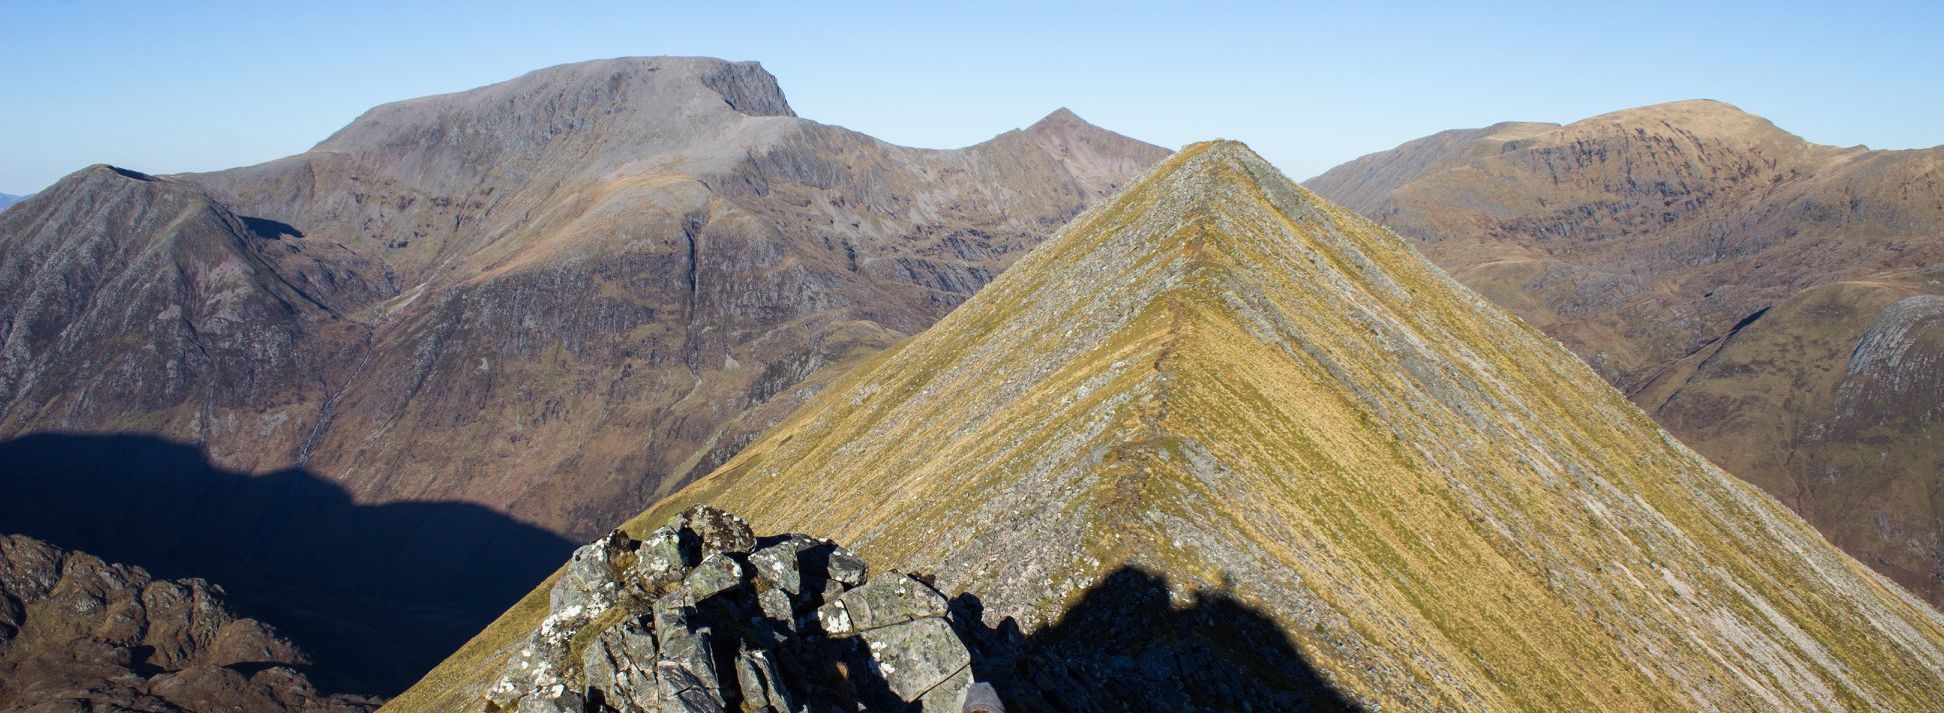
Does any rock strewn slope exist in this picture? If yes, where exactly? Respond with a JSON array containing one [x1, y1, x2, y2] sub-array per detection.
[[0, 534, 378, 712], [399, 141, 1944, 711], [1304, 100, 1944, 605]]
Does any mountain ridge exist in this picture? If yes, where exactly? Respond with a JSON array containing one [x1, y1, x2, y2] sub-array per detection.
[[393, 140, 1944, 711]]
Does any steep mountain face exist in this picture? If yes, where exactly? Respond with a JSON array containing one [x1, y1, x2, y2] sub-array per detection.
[[0, 56, 1166, 695], [398, 143, 1944, 711], [1305, 100, 1944, 606], [0, 533, 379, 712], [177, 57, 1166, 535], [0, 167, 389, 470], [0, 194, 26, 213]]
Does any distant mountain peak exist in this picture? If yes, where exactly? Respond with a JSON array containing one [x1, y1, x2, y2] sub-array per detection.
[[78, 164, 157, 182], [310, 56, 797, 177], [1026, 106, 1086, 132], [1572, 97, 1798, 144]]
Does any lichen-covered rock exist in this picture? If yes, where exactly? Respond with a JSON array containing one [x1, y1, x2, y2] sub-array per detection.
[[732, 645, 796, 713], [553, 530, 633, 614], [825, 546, 868, 587], [747, 536, 817, 595], [684, 553, 744, 601], [861, 617, 973, 702], [652, 595, 721, 701], [757, 587, 794, 625], [680, 505, 756, 558], [917, 665, 976, 713], [486, 604, 593, 711], [514, 687, 586, 713], [583, 616, 659, 712], [483, 509, 988, 712], [822, 572, 949, 633], [630, 527, 690, 588]]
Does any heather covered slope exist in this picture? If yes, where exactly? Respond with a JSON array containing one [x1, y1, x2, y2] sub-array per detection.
[[1305, 100, 1944, 605], [396, 142, 1944, 711]]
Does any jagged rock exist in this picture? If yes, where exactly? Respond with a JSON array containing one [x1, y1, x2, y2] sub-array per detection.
[[685, 553, 745, 601], [484, 511, 988, 713], [487, 605, 590, 711], [820, 573, 949, 633], [652, 594, 722, 703], [631, 527, 691, 588], [961, 682, 1005, 713], [918, 666, 977, 713], [680, 506, 757, 558], [584, 616, 660, 712], [862, 617, 973, 702], [757, 588, 794, 625], [732, 645, 796, 713], [659, 672, 730, 713], [747, 536, 817, 595], [515, 688, 587, 713], [553, 531, 633, 614], [825, 546, 868, 587]]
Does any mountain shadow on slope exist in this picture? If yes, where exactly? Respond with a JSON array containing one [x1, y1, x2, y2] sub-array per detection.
[[0, 433, 577, 695], [951, 566, 1362, 712]]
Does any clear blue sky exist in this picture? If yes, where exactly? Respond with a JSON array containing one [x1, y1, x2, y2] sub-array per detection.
[[2, 1, 1940, 195]]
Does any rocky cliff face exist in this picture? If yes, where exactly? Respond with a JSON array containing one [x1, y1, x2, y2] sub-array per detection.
[[0, 166, 389, 470], [397, 142, 1944, 711], [1305, 100, 1944, 606], [0, 56, 1166, 697], [0, 533, 378, 712]]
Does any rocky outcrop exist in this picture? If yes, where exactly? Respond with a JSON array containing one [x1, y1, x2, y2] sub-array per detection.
[[485, 506, 981, 712], [0, 533, 378, 712]]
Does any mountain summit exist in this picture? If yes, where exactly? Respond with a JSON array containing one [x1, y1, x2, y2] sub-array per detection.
[[399, 141, 1944, 710]]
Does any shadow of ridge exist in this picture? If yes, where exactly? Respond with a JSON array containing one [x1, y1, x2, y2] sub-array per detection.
[[0, 432, 578, 696], [950, 566, 1363, 712], [240, 215, 305, 239]]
